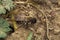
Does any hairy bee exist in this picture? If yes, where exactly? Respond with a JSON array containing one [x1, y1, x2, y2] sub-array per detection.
[[14, 11, 37, 28], [15, 15, 37, 28]]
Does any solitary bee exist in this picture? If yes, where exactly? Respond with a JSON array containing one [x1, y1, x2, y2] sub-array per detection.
[[15, 13, 37, 28], [10, 4, 37, 29]]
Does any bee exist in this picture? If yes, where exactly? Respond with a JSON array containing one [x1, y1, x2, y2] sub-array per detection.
[[15, 16, 37, 28], [14, 12, 37, 28]]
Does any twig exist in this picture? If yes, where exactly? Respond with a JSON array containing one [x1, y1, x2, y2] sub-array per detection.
[[14, 1, 27, 4]]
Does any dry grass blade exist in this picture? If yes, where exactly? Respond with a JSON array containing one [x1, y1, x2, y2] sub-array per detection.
[[11, 14, 18, 31]]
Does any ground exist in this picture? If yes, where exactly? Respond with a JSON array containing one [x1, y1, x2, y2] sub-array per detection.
[[4, 0, 60, 40]]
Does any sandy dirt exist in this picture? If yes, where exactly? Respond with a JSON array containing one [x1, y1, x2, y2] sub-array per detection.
[[5, 0, 60, 40]]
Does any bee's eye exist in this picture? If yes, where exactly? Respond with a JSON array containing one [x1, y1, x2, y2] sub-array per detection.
[[29, 18, 37, 24]]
